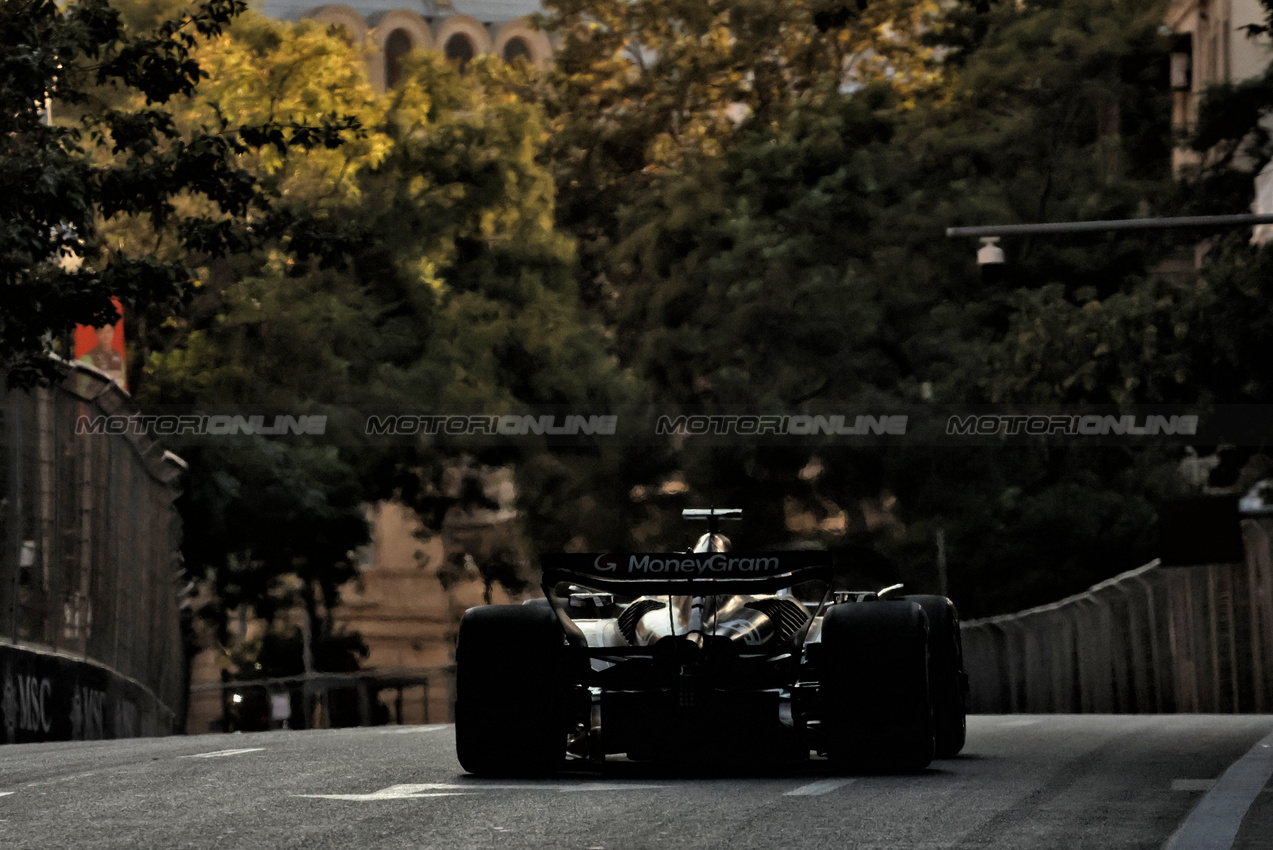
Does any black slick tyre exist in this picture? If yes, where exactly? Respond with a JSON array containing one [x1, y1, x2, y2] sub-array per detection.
[[905, 594, 968, 757], [454, 604, 576, 776], [820, 600, 935, 772]]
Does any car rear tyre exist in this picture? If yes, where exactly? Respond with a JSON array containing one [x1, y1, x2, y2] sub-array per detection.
[[905, 595, 968, 757], [455, 604, 578, 776], [820, 600, 935, 772]]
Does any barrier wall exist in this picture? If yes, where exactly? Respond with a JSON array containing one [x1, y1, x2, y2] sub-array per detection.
[[0, 642, 174, 743], [962, 518, 1273, 713], [0, 366, 186, 743]]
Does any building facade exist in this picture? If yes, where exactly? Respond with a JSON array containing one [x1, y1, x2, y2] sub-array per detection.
[[265, 0, 553, 89], [1168, 0, 1273, 189]]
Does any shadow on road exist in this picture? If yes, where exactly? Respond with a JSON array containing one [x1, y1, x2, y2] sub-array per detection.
[[450, 755, 975, 783]]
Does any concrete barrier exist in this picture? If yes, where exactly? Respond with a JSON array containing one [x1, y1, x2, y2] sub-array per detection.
[[0, 642, 175, 743]]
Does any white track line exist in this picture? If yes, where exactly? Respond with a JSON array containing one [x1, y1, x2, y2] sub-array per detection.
[[180, 748, 265, 759], [1164, 731, 1273, 850], [785, 778, 855, 796], [296, 782, 667, 801], [1172, 779, 1217, 792]]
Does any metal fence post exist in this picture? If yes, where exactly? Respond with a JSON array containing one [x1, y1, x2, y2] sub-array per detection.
[[1072, 597, 1099, 711], [1020, 613, 1049, 712], [1052, 605, 1079, 711], [1169, 567, 1202, 712], [1095, 585, 1131, 712], [1126, 567, 1164, 712], [7, 394, 23, 641], [1242, 520, 1273, 711], [1001, 618, 1027, 712], [965, 621, 1011, 712]]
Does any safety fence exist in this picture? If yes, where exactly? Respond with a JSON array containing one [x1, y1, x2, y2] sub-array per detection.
[[961, 518, 1273, 713], [0, 365, 186, 743], [188, 665, 456, 732]]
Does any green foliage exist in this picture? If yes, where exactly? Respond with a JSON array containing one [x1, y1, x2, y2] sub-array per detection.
[[0, 0, 361, 388], [540, 0, 941, 309], [613, 85, 903, 405], [126, 11, 640, 654], [538, 0, 1188, 613], [21, 0, 1267, 631], [180, 439, 368, 632]]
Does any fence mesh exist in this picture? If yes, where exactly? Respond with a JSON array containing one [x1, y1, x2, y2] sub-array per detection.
[[0, 366, 185, 722]]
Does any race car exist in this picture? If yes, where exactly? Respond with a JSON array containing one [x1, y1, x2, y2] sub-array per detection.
[[454, 508, 968, 775]]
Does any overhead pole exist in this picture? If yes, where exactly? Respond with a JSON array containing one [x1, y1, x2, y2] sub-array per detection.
[[946, 213, 1273, 238]]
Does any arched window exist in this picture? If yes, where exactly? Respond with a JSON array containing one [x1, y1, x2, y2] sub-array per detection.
[[444, 33, 474, 68], [384, 29, 412, 88], [502, 37, 531, 63]]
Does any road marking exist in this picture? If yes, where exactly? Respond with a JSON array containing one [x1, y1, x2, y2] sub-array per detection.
[[22, 770, 110, 788], [180, 748, 266, 759], [300, 786, 468, 801], [1164, 729, 1273, 850], [1172, 779, 1218, 792], [296, 781, 667, 801], [0, 792, 13, 797], [999, 719, 1042, 727], [785, 778, 855, 797], [374, 725, 451, 735]]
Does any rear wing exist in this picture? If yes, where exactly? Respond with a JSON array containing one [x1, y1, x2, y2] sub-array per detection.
[[541, 551, 834, 595]]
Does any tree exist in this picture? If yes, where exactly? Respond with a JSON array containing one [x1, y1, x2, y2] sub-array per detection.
[[345, 49, 648, 563], [534, 0, 1189, 614], [539, 0, 942, 311], [527, 0, 949, 549], [132, 12, 643, 656], [0, 0, 357, 387], [980, 0, 1273, 541], [858, 0, 1206, 612]]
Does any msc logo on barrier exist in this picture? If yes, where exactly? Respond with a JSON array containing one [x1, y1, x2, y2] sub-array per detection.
[[2, 667, 54, 741], [71, 686, 107, 741], [1, 665, 111, 743]]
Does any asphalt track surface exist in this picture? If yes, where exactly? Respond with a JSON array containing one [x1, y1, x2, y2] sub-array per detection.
[[3, 716, 1273, 849]]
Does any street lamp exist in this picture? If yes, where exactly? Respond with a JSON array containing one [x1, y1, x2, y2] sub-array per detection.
[[977, 236, 1004, 266], [949, 213, 1273, 264]]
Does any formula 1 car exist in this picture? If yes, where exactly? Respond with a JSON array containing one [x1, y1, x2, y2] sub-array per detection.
[[455, 508, 968, 776]]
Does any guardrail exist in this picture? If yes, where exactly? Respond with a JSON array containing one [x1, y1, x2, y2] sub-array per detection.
[[0, 366, 186, 743], [961, 518, 1273, 713]]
